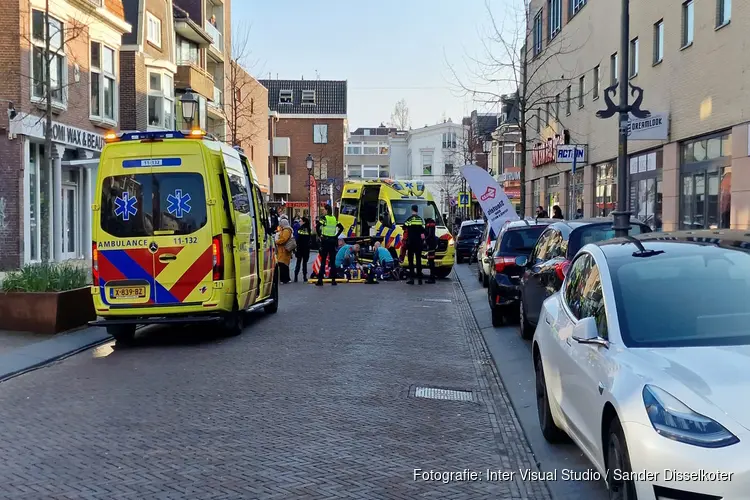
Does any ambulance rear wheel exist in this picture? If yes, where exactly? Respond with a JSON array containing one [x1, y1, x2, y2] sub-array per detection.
[[107, 324, 136, 345], [264, 271, 279, 314]]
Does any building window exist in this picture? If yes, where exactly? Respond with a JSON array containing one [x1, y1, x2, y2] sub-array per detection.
[[279, 90, 292, 104], [610, 53, 618, 86], [536, 110, 541, 132], [90, 42, 116, 122], [347, 165, 362, 178], [362, 165, 379, 179], [148, 72, 174, 129], [682, 1, 694, 47], [301, 89, 315, 104], [717, 0, 731, 27], [533, 10, 543, 56], [571, 0, 587, 16], [176, 37, 199, 65], [555, 93, 560, 119], [313, 124, 328, 143], [275, 159, 287, 176], [567, 170, 584, 219], [532, 179, 541, 211], [653, 20, 664, 64], [422, 153, 433, 175], [31, 10, 66, 105], [578, 75, 585, 108], [546, 174, 560, 215], [442, 131, 457, 149], [346, 143, 362, 155], [680, 133, 732, 230], [147, 13, 162, 48], [363, 145, 379, 155], [566, 86, 571, 115], [548, 0, 562, 40], [444, 163, 454, 176], [379, 166, 389, 178], [629, 38, 639, 77], [545, 102, 550, 125], [593, 66, 600, 99], [629, 150, 663, 231], [594, 162, 617, 216]]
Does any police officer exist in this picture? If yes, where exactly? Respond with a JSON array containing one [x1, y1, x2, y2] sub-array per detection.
[[294, 216, 312, 282], [424, 207, 438, 284], [316, 205, 344, 286], [403, 205, 425, 285]]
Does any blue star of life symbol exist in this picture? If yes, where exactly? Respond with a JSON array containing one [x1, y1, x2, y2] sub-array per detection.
[[404, 181, 414, 189], [166, 189, 192, 218], [114, 192, 138, 221]]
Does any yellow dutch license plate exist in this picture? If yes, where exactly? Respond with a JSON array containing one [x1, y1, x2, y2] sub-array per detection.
[[110, 286, 147, 299]]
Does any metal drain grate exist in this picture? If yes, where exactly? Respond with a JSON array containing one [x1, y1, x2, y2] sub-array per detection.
[[420, 298, 453, 303], [414, 387, 474, 402]]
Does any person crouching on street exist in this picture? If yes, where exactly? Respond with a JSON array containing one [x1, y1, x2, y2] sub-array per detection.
[[275, 218, 294, 284], [294, 216, 312, 282], [371, 241, 395, 282], [335, 242, 360, 279]]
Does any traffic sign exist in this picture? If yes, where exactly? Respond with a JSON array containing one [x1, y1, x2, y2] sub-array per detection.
[[458, 192, 470, 207]]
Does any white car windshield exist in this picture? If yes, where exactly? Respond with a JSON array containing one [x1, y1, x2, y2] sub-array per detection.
[[609, 243, 750, 347]]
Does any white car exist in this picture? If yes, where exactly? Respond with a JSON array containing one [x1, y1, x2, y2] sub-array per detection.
[[476, 223, 497, 288], [532, 230, 750, 500]]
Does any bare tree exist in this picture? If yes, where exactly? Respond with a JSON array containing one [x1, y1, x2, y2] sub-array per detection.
[[389, 99, 411, 130], [224, 24, 263, 147], [447, 0, 590, 217], [14, 1, 89, 261]]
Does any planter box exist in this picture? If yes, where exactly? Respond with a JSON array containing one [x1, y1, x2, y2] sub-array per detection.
[[0, 287, 95, 334]]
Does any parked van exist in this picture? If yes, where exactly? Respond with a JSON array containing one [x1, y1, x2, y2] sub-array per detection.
[[90, 130, 278, 342], [337, 179, 455, 278]]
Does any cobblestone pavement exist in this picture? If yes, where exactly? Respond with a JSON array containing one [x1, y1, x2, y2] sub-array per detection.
[[0, 275, 551, 499]]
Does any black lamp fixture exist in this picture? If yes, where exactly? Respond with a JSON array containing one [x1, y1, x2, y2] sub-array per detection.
[[180, 88, 198, 126], [306, 153, 314, 173]]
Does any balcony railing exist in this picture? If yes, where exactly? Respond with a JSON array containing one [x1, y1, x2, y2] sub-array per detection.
[[205, 21, 223, 53]]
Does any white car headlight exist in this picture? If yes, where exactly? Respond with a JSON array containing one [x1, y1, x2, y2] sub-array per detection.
[[642, 385, 739, 448]]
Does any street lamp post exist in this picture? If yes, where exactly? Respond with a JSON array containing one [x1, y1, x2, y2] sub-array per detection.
[[180, 88, 198, 129], [306, 153, 314, 218], [596, 0, 650, 238]]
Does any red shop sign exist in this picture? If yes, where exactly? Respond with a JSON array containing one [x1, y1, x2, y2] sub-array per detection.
[[532, 135, 563, 168]]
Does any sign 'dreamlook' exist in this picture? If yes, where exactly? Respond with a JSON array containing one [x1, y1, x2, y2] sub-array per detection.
[[627, 112, 669, 141]]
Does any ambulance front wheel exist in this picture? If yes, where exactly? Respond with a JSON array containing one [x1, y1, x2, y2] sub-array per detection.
[[432, 267, 452, 279], [107, 324, 136, 345]]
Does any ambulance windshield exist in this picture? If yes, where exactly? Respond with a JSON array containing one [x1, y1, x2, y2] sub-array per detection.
[[391, 200, 444, 227]]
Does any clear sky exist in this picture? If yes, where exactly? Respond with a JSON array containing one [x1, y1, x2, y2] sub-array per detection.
[[236, 0, 516, 130]]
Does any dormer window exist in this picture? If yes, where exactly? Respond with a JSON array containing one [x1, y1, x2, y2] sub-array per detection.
[[279, 90, 292, 104], [301, 89, 315, 104]]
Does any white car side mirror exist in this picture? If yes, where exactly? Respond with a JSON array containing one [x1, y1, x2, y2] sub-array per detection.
[[572, 317, 608, 348]]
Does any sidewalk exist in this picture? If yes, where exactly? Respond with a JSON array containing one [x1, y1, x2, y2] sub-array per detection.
[[0, 276, 550, 499]]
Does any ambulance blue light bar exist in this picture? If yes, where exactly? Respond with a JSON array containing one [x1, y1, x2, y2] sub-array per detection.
[[105, 130, 207, 143]]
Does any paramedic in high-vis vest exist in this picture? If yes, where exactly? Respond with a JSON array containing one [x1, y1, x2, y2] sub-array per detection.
[[315, 205, 345, 286]]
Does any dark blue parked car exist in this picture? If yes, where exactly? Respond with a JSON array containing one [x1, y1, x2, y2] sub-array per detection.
[[455, 220, 484, 264]]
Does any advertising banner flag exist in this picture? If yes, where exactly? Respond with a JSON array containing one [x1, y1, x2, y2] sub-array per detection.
[[460, 164, 519, 235]]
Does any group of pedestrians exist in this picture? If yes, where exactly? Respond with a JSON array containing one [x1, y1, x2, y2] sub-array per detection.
[[272, 203, 442, 287]]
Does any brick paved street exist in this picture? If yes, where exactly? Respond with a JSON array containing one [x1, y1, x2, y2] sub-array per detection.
[[0, 274, 551, 499]]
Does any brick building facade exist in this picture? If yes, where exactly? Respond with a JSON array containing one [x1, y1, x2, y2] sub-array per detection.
[[259, 79, 347, 218], [0, 0, 131, 271]]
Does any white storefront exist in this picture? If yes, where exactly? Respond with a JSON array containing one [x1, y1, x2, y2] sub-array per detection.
[[10, 113, 103, 265]]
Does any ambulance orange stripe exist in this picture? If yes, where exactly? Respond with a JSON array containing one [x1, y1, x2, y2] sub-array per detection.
[[168, 247, 213, 302]]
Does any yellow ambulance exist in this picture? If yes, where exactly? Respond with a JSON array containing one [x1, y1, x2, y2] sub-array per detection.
[[337, 179, 455, 278], [90, 130, 278, 343]]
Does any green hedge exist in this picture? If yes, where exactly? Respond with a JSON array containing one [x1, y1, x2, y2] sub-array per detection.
[[1, 263, 90, 293]]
